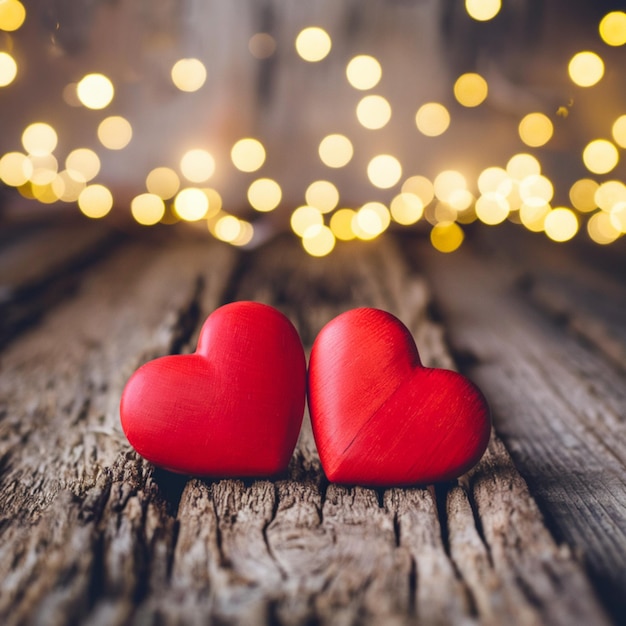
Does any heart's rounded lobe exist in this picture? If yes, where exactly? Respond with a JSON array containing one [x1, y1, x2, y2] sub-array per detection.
[[308, 308, 490, 486], [120, 301, 306, 476]]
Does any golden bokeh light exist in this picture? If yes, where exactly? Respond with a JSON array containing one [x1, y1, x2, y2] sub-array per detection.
[[402, 175, 434, 206], [448, 189, 474, 211], [434, 170, 466, 203], [231, 138, 266, 172], [290, 205, 323, 237], [390, 193, 424, 225], [356, 95, 392, 129], [600, 11, 626, 46], [31, 181, 61, 204], [346, 55, 382, 90], [171, 58, 206, 92], [77, 73, 114, 109], [588, 211, 621, 244], [0, 51, 17, 86], [610, 202, 626, 233], [131, 193, 165, 226], [318, 134, 353, 168], [415, 102, 450, 137], [215, 215, 243, 242], [594, 180, 626, 212], [519, 174, 554, 204], [520, 202, 550, 232], [232, 220, 254, 247], [583, 139, 619, 174], [180, 149, 215, 183], [430, 222, 464, 253], [0, 0, 26, 31], [21, 122, 57, 156], [53, 170, 85, 202], [174, 187, 209, 221], [305, 180, 339, 213], [544, 208, 578, 242], [0, 151, 32, 186], [28, 154, 58, 185], [78, 184, 113, 218], [248, 33, 276, 59], [569, 178, 598, 213], [66, 148, 100, 183], [97, 116, 132, 150], [146, 167, 180, 199], [611, 115, 626, 148], [367, 154, 402, 189], [477, 167, 508, 194], [354, 202, 390, 239], [295, 27, 331, 62], [248, 178, 282, 212], [506, 153, 541, 180], [330, 208, 357, 241], [475, 192, 509, 225], [568, 51, 604, 87], [518, 112, 553, 147], [302, 224, 335, 256], [203, 187, 223, 218], [465, 0, 501, 21], [453, 73, 488, 107]]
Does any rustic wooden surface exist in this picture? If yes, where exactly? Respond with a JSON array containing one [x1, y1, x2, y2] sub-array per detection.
[[0, 222, 624, 625]]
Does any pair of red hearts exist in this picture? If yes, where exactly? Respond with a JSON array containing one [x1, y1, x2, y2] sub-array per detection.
[[120, 302, 490, 486]]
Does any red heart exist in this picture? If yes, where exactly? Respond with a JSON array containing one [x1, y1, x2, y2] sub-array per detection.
[[120, 301, 306, 476], [308, 308, 490, 486]]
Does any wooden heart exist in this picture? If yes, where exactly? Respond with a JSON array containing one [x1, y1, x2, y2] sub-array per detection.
[[308, 308, 490, 486], [120, 301, 306, 476]]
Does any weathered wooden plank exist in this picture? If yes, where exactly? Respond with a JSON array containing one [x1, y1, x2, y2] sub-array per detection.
[[413, 232, 626, 620]]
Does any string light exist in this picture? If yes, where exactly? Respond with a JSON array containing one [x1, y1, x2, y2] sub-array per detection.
[[544, 208, 578, 242], [97, 116, 132, 150], [569, 179, 598, 212], [390, 193, 424, 225], [76, 73, 114, 109], [583, 139, 619, 174], [415, 102, 450, 137], [453, 73, 488, 107], [180, 149, 215, 183], [248, 178, 281, 212], [171, 59, 206, 92], [0, 0, 26, 31], [611, 115, 626, 148], [0, 52, 17, 86], [291, 205, 323, 236], [131, 193, 165, 225], [231, 138, 266, 172], [599, 12, 626, 46], [330, 208, 357, 241], [356, 95, 391, 129], [174, 188, 209, 221], [78, 184, 113, 218], [66, 149, 100, 182], [346, 55, 382, 90], [518, 113, 553, 147], [367, 155, 402, 189], [568, 51, 604, 87], [295, 27, 331, 62], [302, 224, 335, 256], [318, 134, 353, 168], [0, 151, 32, 186], [430, 222, 464, 252], [146, 167, 180, 199]]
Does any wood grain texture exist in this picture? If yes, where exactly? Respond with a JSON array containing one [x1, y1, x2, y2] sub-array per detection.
[[0, 230, 615, 625]]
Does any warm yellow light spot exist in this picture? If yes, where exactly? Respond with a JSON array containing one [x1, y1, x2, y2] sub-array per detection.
[[28, 154, 58, 185], [431, 222, 464, 252], [354, 202, 390, 239], [77, 73, 114, 109], [477, 167, 507, 194], [390, 193, 424, 225], [130, 193, 165, 226], [434, 170, 466, 203], [594, 180, 626, 212], [146, 167, 180, 199], [506, 153, 541, 180], [0, 0, 25, 31], [453, 73, 488, 107], [66, 148, 100, 183], [346, 55, 382, 90], [518, 112, 553, 147], [356, 95, 391, 129], [476, 192, 509, 224], [203, 188, 223, 218], [610, 202, 626, 233], [22, 123, 57, 156], [231, 138, 266, 172], [611, 115, 626, 148], [465, 0, 501, 21], [291, 205, 323, 237], [319, 134, 353, 168], [448, 189, 474, 212], [295, 27, 331, 62], [174, 187, 209, 221], [520, 174, 554, 205], [367, 155, 402, 189], [520, 202, 550, 232], [97, 116, 132, 150], [415, 102, 450, 137], [330, 208, 357, 241], [215, 215, 243, 243], [180, 149, 215, 183], [0, 151, 32, 186], [544, 208, 578, 242], [248, 178, 281, 212], [600, 12, 626, 46], [305, 180, 339, 213], [0, 51, 17, 86], [232, 220, 254, 246], [434, 202, 458, 224], [583, 139, 619, 174], [53, 170, 85, 202], [569, 178, 598, 213], [402, 175, 434, 206], [171, 58, 206, 92], [248, 33, 276, 59], [78, 184, 113, 218], [568, 51, 604, 87], [31, 181, 61, 204], [302, 224, 335, 256], [588, 211, 621, 244]]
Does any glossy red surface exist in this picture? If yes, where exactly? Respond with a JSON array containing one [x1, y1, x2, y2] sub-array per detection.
[[120, 301, 306, 476], [308, 308, 491, 486]]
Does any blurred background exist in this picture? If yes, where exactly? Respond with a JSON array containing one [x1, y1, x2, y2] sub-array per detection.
[[1, 0, 625, 255]]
